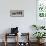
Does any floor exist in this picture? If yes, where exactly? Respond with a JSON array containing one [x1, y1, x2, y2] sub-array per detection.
[[0, 42, 46, 46]]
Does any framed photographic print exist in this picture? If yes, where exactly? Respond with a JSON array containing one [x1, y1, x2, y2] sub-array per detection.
[[10, 10, 24, 17]]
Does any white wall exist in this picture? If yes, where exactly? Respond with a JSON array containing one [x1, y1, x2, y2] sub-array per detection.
[[0, 0, 36, 42]]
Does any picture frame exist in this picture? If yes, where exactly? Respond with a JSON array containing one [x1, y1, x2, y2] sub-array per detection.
[[36, 0, 46, 26], [10, 10, 24, 17], [37, 0, 46, 18]]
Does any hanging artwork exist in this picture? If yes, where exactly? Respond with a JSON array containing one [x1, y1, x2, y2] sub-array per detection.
[[37, 0, 46, 18], [10, 10, 24, 17], [36, 0, 46, 26]]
